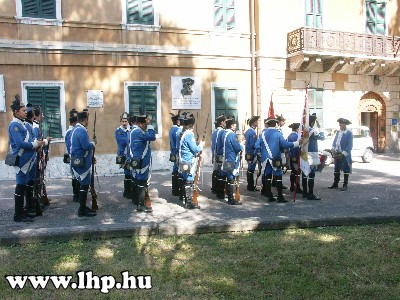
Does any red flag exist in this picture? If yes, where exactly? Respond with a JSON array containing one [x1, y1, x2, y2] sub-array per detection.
[[268, 92, 275, 118]]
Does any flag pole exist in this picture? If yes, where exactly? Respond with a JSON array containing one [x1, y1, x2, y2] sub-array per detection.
[[294, 81, 310, 202]]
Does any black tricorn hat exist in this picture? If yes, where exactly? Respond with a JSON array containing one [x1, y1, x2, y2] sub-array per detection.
[[265, 117, 279, 126], [309, 113, 317, 123], [214, 114, 226, 125], [170, 110, 181, 123], [247, 115, 260, 125], [26, 103, 34, 119], [337, 118, 351, 125], [183, 113, 195, 126], [120, 112, 129, 121], [276, 114, 285, 122], [136, 107, 147, 124], [288, 123, 300, 130], [225, 115, 236, 128], [77, 110, 89, 120], [10, 94, 24, 111], [69, 108, 78, 123]]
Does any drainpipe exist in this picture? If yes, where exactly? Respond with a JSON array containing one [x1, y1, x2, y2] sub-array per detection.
[[250, 0, 257, 117]]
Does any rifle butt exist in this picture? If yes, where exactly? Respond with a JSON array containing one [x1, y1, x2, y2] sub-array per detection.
[[235, 177, 241, 202], [193, 189, 199, 205], [145, 191, 152, 208], [91, 190, 98, 210]]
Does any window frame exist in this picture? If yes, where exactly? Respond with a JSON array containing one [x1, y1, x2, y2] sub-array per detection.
[[211, 82, 243, 133], [124, 81, 162, 138], [304, 0, 323, 28], [15, 0, 63, 26], [21, 81, 66, 142], [308, 88, 324, 128], [121, 0, 160, 31], [365, 0, 387, 35], [213, 0, 236, 32]]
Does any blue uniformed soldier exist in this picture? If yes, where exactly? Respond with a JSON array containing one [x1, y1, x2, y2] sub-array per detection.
[[274, 114, 288, 189], [244, 115, 260, 191], [256, 117, 300, 203], [215, 116, 229, 199], [115, 112, 132, 198], [178, 113, 204, 209], [169, 111, 181, 196], [130, 110, 156, 212], [287, 123, 302, 193], [302, 113, 325, 200], [175, 112, 186, 200], [211, 114, 226, 194], [65, 108, 79, 202], [70, 110, 97, 217], [222, 116, 243, 205], [23, 104, 39, 215], [329, 118, 353, 191], [8, 96, 46, 222]]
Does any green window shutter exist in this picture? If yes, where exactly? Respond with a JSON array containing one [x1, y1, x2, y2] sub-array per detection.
[[26, 86, 62, 138], [366, 0, 386, 35], [128, 86, 158, 133], [305, 0, 322, 28], [127, 0, 154, 25], [214, 0, 235, 30], [22, 0, 56, 19], [214, 87, 238, 126]]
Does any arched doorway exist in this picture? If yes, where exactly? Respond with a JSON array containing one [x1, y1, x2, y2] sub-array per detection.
[[358, 92, 386, 153]]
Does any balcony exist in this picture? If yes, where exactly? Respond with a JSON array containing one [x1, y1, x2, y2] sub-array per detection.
[[287, 27, 400, 75]]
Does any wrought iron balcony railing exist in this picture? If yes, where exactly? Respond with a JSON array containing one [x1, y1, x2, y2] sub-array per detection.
[[287, 27, 400, 60]]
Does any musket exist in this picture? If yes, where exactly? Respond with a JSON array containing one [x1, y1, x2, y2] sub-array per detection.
[[41, 114, 52, 206], [90, 111, 98, 210], [193, 113, 209, 206], [33, 110, 44, 216]]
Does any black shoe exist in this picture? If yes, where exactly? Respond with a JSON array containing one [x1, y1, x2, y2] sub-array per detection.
[[25, 211, 36, 218], [302, 192, 309, 198], [85, 206, 96, 213], [186, 202, 201, 209], [227, 200, 242, 205], [267, 196, 276, 202], [307, 194, 321, 200], [14, 216, 34, 222], [341, 185, 348, 191], [328, 183, 339, 189], [277, 196, 288, 203], [78, 209, 96, 217], [137, 205, 145, 212]]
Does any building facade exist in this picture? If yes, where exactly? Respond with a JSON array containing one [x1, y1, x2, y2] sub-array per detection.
[[0, 0, 399, 179]]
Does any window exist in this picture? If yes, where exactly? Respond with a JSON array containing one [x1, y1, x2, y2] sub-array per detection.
[[16, 0, 62, 26], [122, 0, 160, 31], [305, 0, 323, 28], [125, 82, 162, 136], [22, 81, 66, 140], [365, 0, 386, 35], [214, 0, 235, 31], [26, 86, 62, 139], [308, 89, 324, 127], [214, 87, 238, 126]]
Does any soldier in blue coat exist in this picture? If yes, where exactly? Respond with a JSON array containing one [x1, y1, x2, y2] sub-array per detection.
[[115, 112, 131, 198], [8, 96, 46, 222], [178, 113, 204, 209], [329, 118, 353, 191], [211, 114, 226, 194], [70, 110, 97, 217], [302, 114, 325, 200], [65, 108, 79, 202], [287, 123, 302, 193], [256, 118, 300, 202], [130, 111, 156, 212], [169, 111, 181, 196], [222, 116, 244, 205], [244, 115, 260, 191]]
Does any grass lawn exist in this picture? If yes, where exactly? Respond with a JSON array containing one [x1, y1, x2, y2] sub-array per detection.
[[0, 223, 399, 299]]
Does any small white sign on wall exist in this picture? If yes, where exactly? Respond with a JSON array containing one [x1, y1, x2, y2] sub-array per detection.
[[0, 75, 5, 112], [86, 90, 104, 108], [171, 76, 201, 109]]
